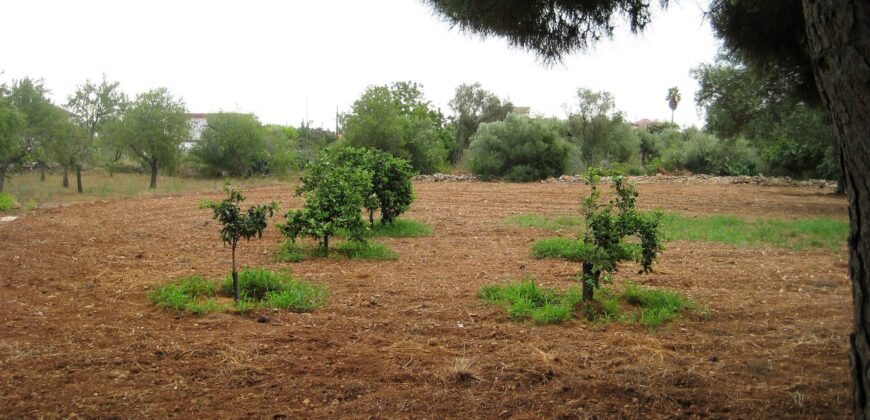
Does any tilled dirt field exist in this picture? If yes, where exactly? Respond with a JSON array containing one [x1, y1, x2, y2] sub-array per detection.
[[0, 181, 852, 418]]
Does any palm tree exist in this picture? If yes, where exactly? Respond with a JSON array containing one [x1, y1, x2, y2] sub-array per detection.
[[666, 87, 681, 123]]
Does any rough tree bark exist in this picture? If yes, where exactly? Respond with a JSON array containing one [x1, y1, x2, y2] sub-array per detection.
[[149, 160, 158, 189], [75, 165, 83, 194], [802, 0, 870, 417]]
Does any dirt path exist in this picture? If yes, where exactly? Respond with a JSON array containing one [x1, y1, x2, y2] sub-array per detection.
[[0, 181, 851, 418]]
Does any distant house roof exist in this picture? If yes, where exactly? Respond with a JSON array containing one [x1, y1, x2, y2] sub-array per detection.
[[512, 106, 531, 115], [631, 118, 657, 128]]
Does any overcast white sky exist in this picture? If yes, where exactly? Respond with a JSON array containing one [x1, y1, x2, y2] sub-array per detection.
[[2, 0, 719, 129]]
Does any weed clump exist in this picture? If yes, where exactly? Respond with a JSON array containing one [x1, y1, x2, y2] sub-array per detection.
[[150, 269, 327, 316], [478, 279, 581, 324]]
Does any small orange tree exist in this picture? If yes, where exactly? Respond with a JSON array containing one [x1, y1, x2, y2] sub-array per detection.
[[201, 184, 277, 302]]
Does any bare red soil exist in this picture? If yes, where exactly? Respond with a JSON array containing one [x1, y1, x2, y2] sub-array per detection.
[[0, 181, 851, 418]]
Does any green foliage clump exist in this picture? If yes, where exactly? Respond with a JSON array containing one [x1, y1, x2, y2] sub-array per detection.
[[478, 279, 581, 324], [0, 192, 15, 211], [590, 282, 693, 328], [279, 156, 372, 256], [201, 183, 277, 301], [147, 275, 224, 315], [366, 219, 432, 237], [191, 113, 268, 177], [576, 169, 663, 300], [223, 268, 328, 312], [342, 81, 451, 174], [332, 147, 415, 226], [468, 113, 569, 181], [659, 129, 761, 176], [276, 240, 399, 261], [149, 270, 327, 315]]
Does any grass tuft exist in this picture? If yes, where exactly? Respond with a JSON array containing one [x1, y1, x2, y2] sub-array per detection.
[[509, 212, 847, 250], [368, 219, 433, 237], [150, 270, 327, 315], [0, 192, 16, 211], [479, 279, 581, 325], [147, 275, 225, 315], [277, 240, 398, 261]]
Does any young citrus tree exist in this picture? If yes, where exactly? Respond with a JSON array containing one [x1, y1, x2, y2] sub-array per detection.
[[577, 168, 663, 302], [279, 158, 372, 256], [201, 184, 277, 302], [332, 147, 414, 227]]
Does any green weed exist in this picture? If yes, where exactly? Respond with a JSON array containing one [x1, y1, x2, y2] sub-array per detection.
[[479, 279, 581, 325], [0, 192, 15, 211], [147, 275, 224, 315], [277, 240, 398, 261]]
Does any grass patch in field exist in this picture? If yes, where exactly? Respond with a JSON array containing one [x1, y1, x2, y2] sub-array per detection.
[[0, 192, 16, 211], [223, 268, 328, 312], [505, 213, 584, 232], [276, 240, 399, 261], [512, 212, 847, 250], [478, 279, 581, 325], [368, 219, 433, 237], [147, 275, 225, 315], [149, 270, 327, 315], [3, 171, 291, 206], [588, 282, 694, 329]]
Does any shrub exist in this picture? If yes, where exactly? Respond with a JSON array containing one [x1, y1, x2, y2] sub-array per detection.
[[332, 147, 415, 226], [660, 129, 761, 176], [279, 155, 372, 255], [468, 114, 569, 181], [191, 113, 268, 177]]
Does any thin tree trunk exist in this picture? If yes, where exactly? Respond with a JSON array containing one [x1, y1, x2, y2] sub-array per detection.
[[62, 165, 69, 188], [369, 210, 374, 228], [802, 1, 870, 417], [0, 166, 6, 193], [75, 165, 83, 194], [324, 235, 329, 257], [231, 241, 239, 303], [149, 160, 158, 189], [581, 262, 596, 302], [40, 165, 46, 182]]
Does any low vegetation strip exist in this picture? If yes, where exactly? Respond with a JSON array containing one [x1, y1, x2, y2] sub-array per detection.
[[148, 269, 328, 315], [276, 241, 399, 262], [510, 212, 848, 250]]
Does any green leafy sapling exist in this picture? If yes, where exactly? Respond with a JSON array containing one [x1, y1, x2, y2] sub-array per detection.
[[279, 158, 372, 256], [577, 168, 663, 302], [332, 147, 415, 227], [201, 183, 277, 302]]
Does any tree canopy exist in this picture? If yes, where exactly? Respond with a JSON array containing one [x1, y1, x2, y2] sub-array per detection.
[[117, 88, 189, 189]]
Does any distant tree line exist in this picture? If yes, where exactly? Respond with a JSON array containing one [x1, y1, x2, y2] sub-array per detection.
[[0, 62, 839, 194]]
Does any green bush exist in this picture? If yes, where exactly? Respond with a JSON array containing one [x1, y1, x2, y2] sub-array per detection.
[[279, 153, 372, 255], [191, 113, 268, 177], [468, 114, 569, 181], [225, 268, 328, 312], [660, 129, 761, 176], [0, 192, 16, 211], [332, 147, 415, 226]]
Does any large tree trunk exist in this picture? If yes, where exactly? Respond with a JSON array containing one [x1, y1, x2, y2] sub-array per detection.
[[62, 165, 69, 188], [75, 165, 83, 194], [149, 160, 158, 189], [802, 1, 870, 417]]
